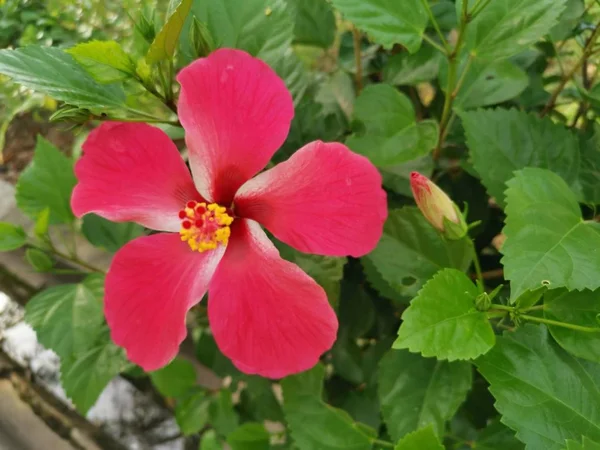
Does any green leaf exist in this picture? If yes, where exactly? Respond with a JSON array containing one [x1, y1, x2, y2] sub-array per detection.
[[185, 0, 293, 68], [443, 59, 528, 109], [393, 426, 444, 450], [81, 214, 145, 253], [0, 222, 27, 251], [196, 330, 240, 378], [60, 330, 127, 414], [544, 289, 600, 363], [566, 437, 600, 450], [393, 269, 495, 360], [290, 0, 336, 48], [147, 0, 194, 63], [66, 40, 136, 84], [383, 45, 441, 86], [175, 388, 211, 435], [227, 423, 270, 450], [270, 49, 310, 105], [33, 208, 50, 238], [476, 325, 600, 450], [200, 430, 224, 450], [15, 136, 77, 224], [281, 364, 373, 450], [460, 108, 581, 207], [25, 248, 53, 272], [464, 0, 567, 60], [239, 376, 284, 422], [0, 46, 125, 109], [329, 0, 428, 53], [502, 168, 600, 299], [364, 208, 472, 302], [549, 0, 585, 42], [150, 357, 197, 398], [25, 277, 105, 361], [381, 156, 433, 197], [473, 420, 524, 450], [209, 390, 240, 437], [347, 85, 438, 167], [378, 349, 472, 441], [579, 127, 600, 204]]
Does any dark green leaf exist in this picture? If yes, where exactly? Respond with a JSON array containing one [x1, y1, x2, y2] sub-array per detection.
[[240, 376, 284, 422], [378, 349, 472, 440], [227, 423, 270, 450], [0, 46, 125, 109], [394, 269, 495, 360], [200, 430, 224, 450], [15, 136, 77, 224], [502, 168, 600, 299], [291, 0, 336, 48], [175, 388, 211, 435], [209, 389, 239, 437], [394, 426, 444, 450], [0, 222, 27, 251], [383, 45, 441, 86], [476, 325, 600, 450], [472, 420, 524, 450], [147, 0, 194, 63], [150, 357, 197, 398], [566, 437, 600, 450], [81, 214, 145, 253], [364, 208, 472, 302], [461, 108, 581, 207], [329, 0, 428, 52], [281, 364, 373, 450], [67, 40, 136, 84], [579, 127, 600, 204], [544, 289, 600, 363], [24, 248, 53, 272]]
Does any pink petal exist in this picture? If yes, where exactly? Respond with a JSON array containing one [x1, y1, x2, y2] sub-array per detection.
[[208, 219, 337, 378], [235, 141, 388, 257], [72, 122, 201, 232], [105, 233, 224, 371], [176, 49, 294, 204]]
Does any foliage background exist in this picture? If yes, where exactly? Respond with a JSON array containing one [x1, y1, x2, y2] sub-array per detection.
[[1, 0, 600, 449]]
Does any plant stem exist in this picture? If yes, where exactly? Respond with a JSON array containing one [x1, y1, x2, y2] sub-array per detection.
[[352, 26, 363, 94], [30, 243, 106, 274], [422, 34, 448, 54], [96, 114, 180, 127], [519, 314, 600, 333], [470, 0, 492, 19], [541, 21, 600, 117], [433, 0, 471, 160], [372, 439, 395, 448], [420, 0, 451, 53], [468, 239, 484, 292], [490, 304, 514, 312]]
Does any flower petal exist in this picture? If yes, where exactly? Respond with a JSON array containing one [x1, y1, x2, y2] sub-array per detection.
[[208, 219, 337, 378], [177, 49, 294, 204], [235, 141, 388, 257], [72, 122, 200, 232], [105, 233, 224, 371]]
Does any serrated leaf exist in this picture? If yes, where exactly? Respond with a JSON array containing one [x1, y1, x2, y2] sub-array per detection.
[[464, 0, 567, 60], [150, 357, 197, 398], [67, 40, 136, 84], [175, 388, 211, 435], [0, 46, 125, 109], [61, 329, 127, 414], [364, 208, 472, 302], [329, 0, 428, 53], [394, 426, 444, 450], [25, 248, 53, 272], [381, 156, 433, 197], [442, 59, 528, 109], [566, 437, 600, 450], [240, 376, 284, 422], [0, 222, 27, 251], [383, 45, 441, 86], [378, 349, 472, 441], [15, 136, 77, 224], [290, 0, 336, 48], [394, 269, 495, 360], [200, 430, 224, 450], [544, 289, 600, 363], [183, 0, 293, 68], [210, 390, 239, 437], [580, 127, 600, 204], [461, 108, 581, 207], [147, 0, 193, 63], [227, 423, 270, 450], [270, 49, 310, 105], [476, 325, 600, 450], [81, 214, 145, 253], [474, 420, 524, 450], [348, 84, 438, 167], [25, 277, 105, 361], [502, 168, 600, 299], [281, 364, 373, 450]]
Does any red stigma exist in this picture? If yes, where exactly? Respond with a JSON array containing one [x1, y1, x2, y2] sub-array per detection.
[[195, 205, 206, 214], [178, 210, 186, 219], [182, 220, 192, 229], [195, 219, 204, 227], [186, 201, 197, 208]]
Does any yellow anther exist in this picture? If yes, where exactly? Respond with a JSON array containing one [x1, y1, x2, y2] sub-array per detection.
[[178, 201, 233, 253]]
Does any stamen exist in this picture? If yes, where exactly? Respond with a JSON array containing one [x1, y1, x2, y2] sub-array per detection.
[[178, 201, 233, 253]]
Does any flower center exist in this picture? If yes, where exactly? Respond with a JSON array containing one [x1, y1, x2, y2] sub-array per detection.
[[178, 201, 233, 252]]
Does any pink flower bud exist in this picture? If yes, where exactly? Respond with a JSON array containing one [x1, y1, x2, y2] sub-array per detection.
[[410, 172, 461, 233]]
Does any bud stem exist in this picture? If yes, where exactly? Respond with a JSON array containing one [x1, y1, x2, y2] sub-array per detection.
[[469, 239, 484, 293]]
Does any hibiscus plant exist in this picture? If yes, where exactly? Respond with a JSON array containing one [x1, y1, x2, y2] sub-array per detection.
[[0, 0, 599, 449]]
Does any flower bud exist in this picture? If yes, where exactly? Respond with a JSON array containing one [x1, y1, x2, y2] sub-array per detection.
[[410, 171, 467, 239], [189, 17, 215, 59]]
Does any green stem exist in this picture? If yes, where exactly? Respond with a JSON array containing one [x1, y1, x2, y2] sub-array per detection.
[[519, 314, 600, 333], [470, 0, 492, 18], [522, 304, 545, 312], [420, 0, 451, 53], [97, 114, 180, 127], [422, 34, 448, 54], [489, 304, 515, 312], [469, 239, 484, 292], [29, 243, 106, 274], [372, 439, 395, 449]]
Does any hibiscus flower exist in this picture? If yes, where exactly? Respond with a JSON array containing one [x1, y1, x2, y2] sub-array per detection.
[[71, 49, 387, 378]]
